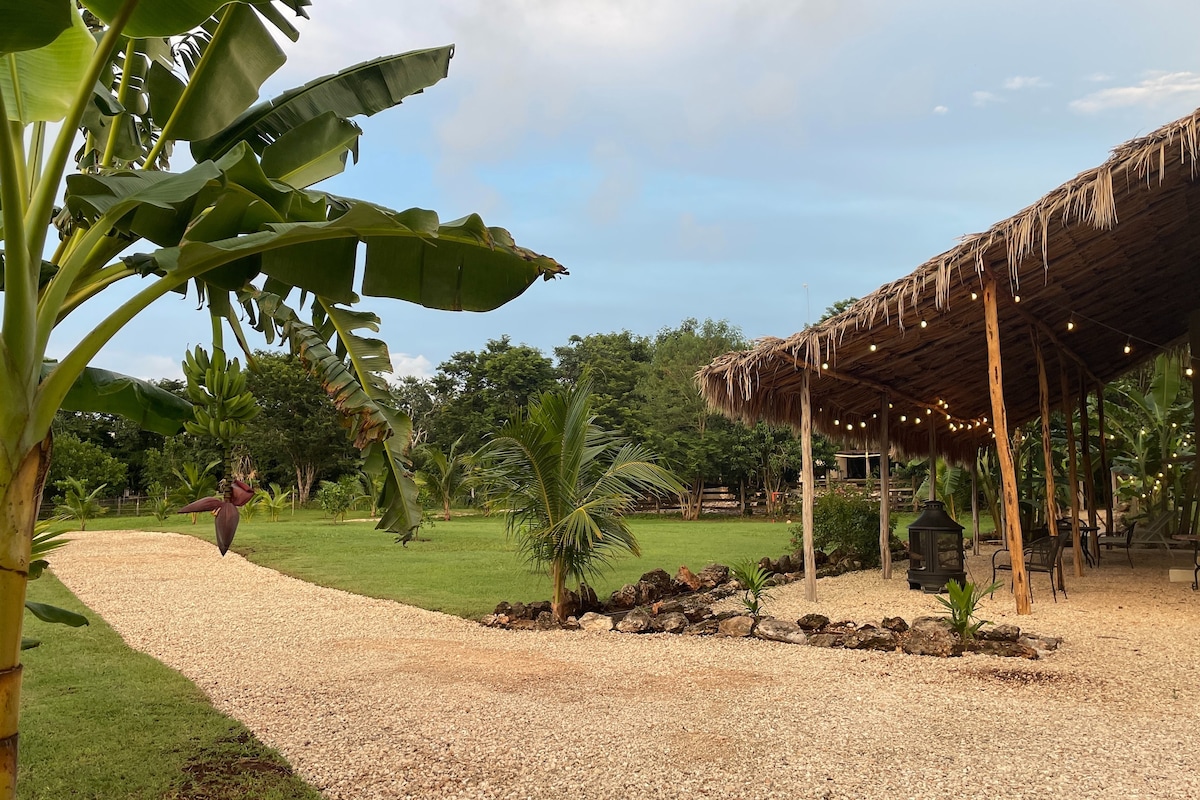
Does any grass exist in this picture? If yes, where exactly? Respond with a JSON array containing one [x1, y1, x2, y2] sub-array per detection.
[[19, 574, 322, 800]]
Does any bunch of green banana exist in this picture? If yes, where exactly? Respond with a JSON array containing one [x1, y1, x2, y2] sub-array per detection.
[[182, 346, 260, 443]]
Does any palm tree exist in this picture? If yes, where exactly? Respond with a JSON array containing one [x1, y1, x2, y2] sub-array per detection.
[[415, 437, 476, 521], [478, 384, 683, 621]]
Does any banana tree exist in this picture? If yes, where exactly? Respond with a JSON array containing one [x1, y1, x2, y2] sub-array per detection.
[[0, 1, 565, 792]]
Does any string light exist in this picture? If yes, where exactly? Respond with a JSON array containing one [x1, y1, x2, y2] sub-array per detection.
[[920, 320, 928, 328], [860, 421, 867, 428], [900, 415, 907, 422], [1124, 339, 1132, 355], [821, 362, 829, 370], [914, 417, 922, 424], [1187, 367, 1195, 377], [970, 292, 978, 301], [1013, 295, 1021, 303], [869, 343, 877, 352], [1066, 317, 1075, 331]]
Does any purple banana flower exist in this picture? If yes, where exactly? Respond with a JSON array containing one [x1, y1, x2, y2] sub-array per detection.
[[178, 480, 255, 556]]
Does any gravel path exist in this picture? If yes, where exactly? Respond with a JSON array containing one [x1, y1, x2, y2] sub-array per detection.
[[50, 530, 1200, 800]]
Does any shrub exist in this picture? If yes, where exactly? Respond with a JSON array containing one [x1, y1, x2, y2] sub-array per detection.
[[316, 475, 366, 522], [730, 560, 774, 618], [788, 484, 894, 567], [935, 579, 1002, 640]]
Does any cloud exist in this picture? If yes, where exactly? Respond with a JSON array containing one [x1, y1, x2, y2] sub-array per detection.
[[1069, 71, 1200, 113], [1086, 72, 1113, 83], [972, 91, 1002, 107], [391, 353, 435, 379], [676, 212, 727, 259], [1002, 76, 1048, 90], [586, 141, 640, 224], [932, 105, 949, 115]]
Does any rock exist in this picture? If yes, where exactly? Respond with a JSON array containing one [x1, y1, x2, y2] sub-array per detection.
[[806, 633, 844, 648], [813, 550, 830, 566], [683, 604, 714, 623], [980, 624, 1020, 642], [654, 612, 689, 634], [902, 618, 961, 657], [881, 616, 909, 633], [577, 612, 614, 633], [758, 556, 774, 574], [674, 565, 702, 592], [765, 574, 788, 587], [753, 617, 807, 644], [609, 584, 637, 609], [535, 611, 558, 630], [718, 615, 755, 637], [797, 613, 830, 631], [777, 554, 795, 573], [616, 607, 652, 633], [510, 601, 528, 620], [559, 590, 581, 621], [639, 569, 674, 596], [684, 619, 720, 636], [846, 629, 898, 651], [507, 619, 537, 631], [527, 601, 552, 618], [479, 614, 503, 627], [697, 564, 730, 589], [709, 581, 740, 600], [652, 600, 684, 616], [578, 582, 600, 613], [1020, 633, 1062, 654], [969, 639, 1038, 659], [635, 580, 660, 606], [713, 609, 743, 622], [562, 616, 581, 631], [494, 601, 513, 616]]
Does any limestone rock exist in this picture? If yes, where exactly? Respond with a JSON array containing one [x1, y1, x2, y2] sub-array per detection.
[[635, 580, 660, 606], [753, 617, 807, 644], [797, 613, 830, 631], [902, 618, 961, 657], [578, 612, 614, 633], [717, 615, 755, 637], [846, 629, 898, 651], [674, 565, 702, 592], [639, 569, 674, 596], [684, 619, 720, 636], [969, 639, 1038, 659], [881, 616, 909, 633], [980, 624, 1020, 642], [609, 584, 637, 609], [806, 633, 844, 648], [697, 564, 730, 590], [616, 606, 652, 633], [654, 612, 689, 634]]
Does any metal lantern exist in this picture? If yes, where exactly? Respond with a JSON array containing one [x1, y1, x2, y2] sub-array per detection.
[[906, 499, 966, 592]]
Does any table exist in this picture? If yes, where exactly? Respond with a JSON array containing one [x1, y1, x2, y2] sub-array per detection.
[[1171, 534, 1200, 590], [1057, 520, 1099, 568]]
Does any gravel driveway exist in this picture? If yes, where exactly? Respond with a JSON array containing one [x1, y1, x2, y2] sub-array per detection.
[[50, 530, 1200, 799]]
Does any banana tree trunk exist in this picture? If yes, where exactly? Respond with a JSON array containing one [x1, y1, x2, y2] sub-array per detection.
[[0, 435, 51, 795]]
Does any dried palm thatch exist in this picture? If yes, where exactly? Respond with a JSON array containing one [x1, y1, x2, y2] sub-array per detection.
[[700, 107, 1200, 462]]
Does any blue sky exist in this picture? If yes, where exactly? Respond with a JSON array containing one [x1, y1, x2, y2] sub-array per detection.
[[44, 0, 1200, 380]]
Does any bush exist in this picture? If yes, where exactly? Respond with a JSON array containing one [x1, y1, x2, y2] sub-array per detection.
[[316, 475, 366, 522], [788, 484, 894, 567]]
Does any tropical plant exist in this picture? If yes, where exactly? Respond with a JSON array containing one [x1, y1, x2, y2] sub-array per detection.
[[238, 492, 262, 521], [0, 3, 564, 783], [315, 475, 366, 523], [22, 518, 88, 651], [170, 460, 221, 522], [935, 579, 1002, 641], [255, 482, 292, 522], [54, 477, 108, 530], [730, 560, 774, 618], [414, 436, 477, 521], [477, 384, 683, 621], [150, 494, 172, 523], [791, 483, 892, 567]]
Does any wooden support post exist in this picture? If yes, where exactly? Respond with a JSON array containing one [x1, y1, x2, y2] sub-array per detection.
[[1060, 366, 1084, 577], [1079, 371, 1098, 559], [1033, 333, 1065, 590], [880, 393, 892, 579], [801, 370, 817, 602], [928, 414, 937, 502], [982, 271, 1031, 614], [1190, 312, 1200, 534], [1096, 381, 1114, 538], [971, 456, 980, 556]]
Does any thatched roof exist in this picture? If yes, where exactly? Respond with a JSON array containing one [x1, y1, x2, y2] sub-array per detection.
[[700, 107, 1200, 462]]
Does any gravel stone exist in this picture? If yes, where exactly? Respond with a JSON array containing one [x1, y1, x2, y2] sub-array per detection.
[[49, 532, 1200, 800]]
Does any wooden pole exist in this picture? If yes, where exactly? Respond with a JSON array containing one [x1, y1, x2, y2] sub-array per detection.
[[1189, 312, 1200, 534], [971, 456, 980, 556], [1060, 365, 1084, 577], [1033, 333, 1065, 590], [1096, 381, 1114, 538], [880, 393, 892, 579], [1079, 371, 1098, 560], [801, 370, 817, 602], [928, 414, 937, 502], [982, 271, 1031, 614]]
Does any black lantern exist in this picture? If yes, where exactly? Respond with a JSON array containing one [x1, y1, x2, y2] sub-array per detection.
[[906, 500, 965, 592]]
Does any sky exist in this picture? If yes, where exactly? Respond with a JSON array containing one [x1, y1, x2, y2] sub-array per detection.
[[42, 0, 1200, 381]]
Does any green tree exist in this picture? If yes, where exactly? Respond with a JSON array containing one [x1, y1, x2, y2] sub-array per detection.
[[0, 4, 564, 786], [54, 477, 107, 531], [554, 330, 652, 437], [639, 319, 750, 519], [478, 384, 683, 621], [242, 350, 360, 504], [428, 337, 557, 451], [413, 437, 476, 521], [45, 433, 127, 501]]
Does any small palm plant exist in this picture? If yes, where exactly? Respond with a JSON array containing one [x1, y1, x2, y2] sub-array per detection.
[[477, 383, 683, 621], [256, 483, 293, 522], [170, 461, 221, 523], [936, 579, 1003, 640], [54, 478, 107, 531], [414, 437, 477, 521], [731, 560, 775, 618]]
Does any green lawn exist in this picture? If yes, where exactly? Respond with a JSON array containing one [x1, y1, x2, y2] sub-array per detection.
[[19, 574, 322, 800]]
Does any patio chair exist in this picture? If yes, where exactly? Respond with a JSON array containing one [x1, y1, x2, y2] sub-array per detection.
[[1095, 520, 1136, 568], [992, 534, 1068, 602], [1130, 515, 1173, 552]]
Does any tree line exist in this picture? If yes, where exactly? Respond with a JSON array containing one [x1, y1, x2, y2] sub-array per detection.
[[50, 318, 838, 516]]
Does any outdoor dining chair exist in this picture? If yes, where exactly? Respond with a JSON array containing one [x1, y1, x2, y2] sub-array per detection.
[[992, 534, 1068, 602], [1095, 520, 1136, 568]]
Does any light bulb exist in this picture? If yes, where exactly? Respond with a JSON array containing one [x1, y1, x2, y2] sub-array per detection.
[[920, 320, 928, 328], [1067, 319, 1075, 331]]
